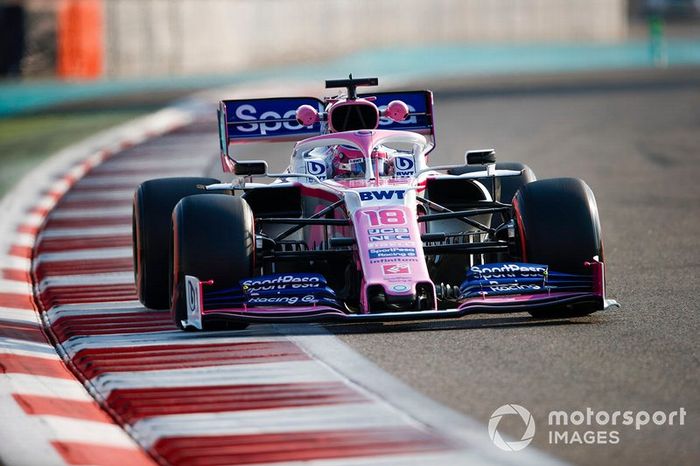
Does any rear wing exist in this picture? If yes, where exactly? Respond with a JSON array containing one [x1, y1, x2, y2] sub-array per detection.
[[218, 90, 435, 171]]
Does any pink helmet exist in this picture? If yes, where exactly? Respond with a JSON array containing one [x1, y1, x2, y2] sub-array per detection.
[[332, 145, 366, 178]]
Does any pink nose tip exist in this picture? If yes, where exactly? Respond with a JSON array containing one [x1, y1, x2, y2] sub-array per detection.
[[385, 100, 409, 122], [296, 105, 319, 126]]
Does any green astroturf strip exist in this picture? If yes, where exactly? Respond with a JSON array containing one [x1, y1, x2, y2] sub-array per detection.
[[0, 110, 147, 196]]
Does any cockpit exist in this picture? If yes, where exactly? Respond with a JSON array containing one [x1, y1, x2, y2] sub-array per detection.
[[292, 131, 429, 182]]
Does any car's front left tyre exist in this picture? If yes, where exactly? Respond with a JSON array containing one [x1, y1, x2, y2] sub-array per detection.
[[170, 194, 254, 330]]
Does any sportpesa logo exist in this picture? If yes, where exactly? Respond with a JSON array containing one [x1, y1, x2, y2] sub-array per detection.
[[488, 404, 536, 451], [470, 263, 547, 280], [233, 103, 418, 136]]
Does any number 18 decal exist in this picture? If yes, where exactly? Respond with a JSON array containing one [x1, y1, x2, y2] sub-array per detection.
[[363, 209, 406, 226]]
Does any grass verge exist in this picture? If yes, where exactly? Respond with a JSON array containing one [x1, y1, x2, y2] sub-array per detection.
[[0, 110, 148, 196]]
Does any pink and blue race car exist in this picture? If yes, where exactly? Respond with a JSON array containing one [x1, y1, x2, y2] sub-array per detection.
[[132, 76, 618, 330]]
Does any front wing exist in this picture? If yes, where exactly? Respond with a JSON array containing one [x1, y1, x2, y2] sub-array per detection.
[[181, 262, 619, 329]]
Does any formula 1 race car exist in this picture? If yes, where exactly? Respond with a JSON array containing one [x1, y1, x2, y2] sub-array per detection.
[[132, 76, 618, 330]]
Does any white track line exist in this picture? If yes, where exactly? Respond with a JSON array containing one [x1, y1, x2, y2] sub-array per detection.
[[49, 207, 132, 219], [35, 247, 132, 263], [91, 360, 340, 397], [39, 416, 144, 448], [60, 190, 135, 201], [0, 308, 41, 325], [95, 159, 206, 171], [75, 175, 160, 187], [45, 301, 145, 321], [10, 233, 35, 247], [0, 390, 76, 466], [0, 341, 62, 359], [59, 326, 289, 353], [38, 225, 132, 239], [1, 256, 31, 272], [37, 272, 133, 291], [0, 279, 32, 294], [22, 213, 46, 227], [133, 402, 414, 448], [5, 374, 95, 401], [265, 451, 501, 466]]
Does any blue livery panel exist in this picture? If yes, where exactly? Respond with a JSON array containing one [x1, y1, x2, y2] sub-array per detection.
[[459, 263, 593, 298], [218, 97, 325, 153], [360, 91, 434, 133], [203, 273, 341, 310]]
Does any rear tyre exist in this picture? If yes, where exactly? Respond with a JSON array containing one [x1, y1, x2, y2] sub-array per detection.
[[133, 177, 227, 309], [171, 195, 254, 330], [513, 178, 603, 317]]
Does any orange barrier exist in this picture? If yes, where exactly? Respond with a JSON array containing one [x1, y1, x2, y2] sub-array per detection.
[[57, 0, 103, 79]]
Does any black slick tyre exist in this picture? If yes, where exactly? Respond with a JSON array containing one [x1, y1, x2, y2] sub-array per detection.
[[133, 177, 228, 309], [171, 194, 254, 330], [512, 177, 603, 317]]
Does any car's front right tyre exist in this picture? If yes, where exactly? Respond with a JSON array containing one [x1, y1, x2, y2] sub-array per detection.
[[512, 177, 604, 318], [133, 177, 227, 310]]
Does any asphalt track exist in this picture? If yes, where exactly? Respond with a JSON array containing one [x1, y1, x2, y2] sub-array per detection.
[[332, 70, 700, 465], [225, 68, 700, 465]]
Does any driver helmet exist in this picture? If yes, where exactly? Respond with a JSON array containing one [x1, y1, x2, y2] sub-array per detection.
[[332, 145, 366, 178], [371, 149, 393, 177]]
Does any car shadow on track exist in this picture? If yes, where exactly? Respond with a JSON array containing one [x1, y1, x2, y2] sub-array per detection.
[[166, 314, 608, 339], [322, 315, 600, 335], [231, 313, 605, 338]]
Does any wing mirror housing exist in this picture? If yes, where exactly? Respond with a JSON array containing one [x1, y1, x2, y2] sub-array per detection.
[[234, 160, 268, 176], [296, 105, 320, 126], [466, 149, 496, 165], [383, 100, 410, 122]]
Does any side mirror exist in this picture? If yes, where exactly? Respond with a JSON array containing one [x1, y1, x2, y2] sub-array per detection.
[[383, 100, 409, 122], [465, 149, 496, 165], [234, 160, 268, 176], [296, 105, 320, 126]]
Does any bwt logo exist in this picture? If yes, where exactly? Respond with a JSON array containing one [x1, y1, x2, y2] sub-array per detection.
[[394, 156, 414, 171], [306, 160, 327, 177], [394, 156, 415, 177], [359, 190, 405, 201]]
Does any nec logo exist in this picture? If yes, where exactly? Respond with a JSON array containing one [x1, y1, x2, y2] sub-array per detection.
[[359, 190, 405, 201]]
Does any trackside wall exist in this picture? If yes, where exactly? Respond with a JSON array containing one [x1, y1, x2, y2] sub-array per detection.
[[103, 0, 628, 77]]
